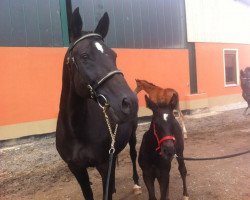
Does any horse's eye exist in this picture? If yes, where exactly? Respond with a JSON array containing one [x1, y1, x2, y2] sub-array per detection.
[[81, 53, 89, 60]]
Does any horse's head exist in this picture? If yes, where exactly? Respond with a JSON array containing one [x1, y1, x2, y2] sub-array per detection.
[[240, 67, 250, 90], [134, 79, 145, 93], [245, 67, 250, 78], [66, 8, 138, 123], [145, 95, 177, 160]]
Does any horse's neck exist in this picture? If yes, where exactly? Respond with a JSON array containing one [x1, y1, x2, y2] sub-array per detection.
[[58, 65, 89, 135], [141, 83, 160, 95], [60, 86, 87, 118], [60, 65, 81, 109]]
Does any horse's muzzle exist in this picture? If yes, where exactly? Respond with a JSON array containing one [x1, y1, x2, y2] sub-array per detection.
[[160, 141, 175, 160], [120, 95, 137, 114], [107, 94, 138, 124]]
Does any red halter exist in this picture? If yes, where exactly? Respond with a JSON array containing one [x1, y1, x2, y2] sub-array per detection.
[[153, 123, 176, 152]]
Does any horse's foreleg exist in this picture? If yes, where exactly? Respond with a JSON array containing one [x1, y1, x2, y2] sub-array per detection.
[[176, 102, 187, 139], [129, 129, 142, 195], [157, 168, 171, 200], [243, 106, 249, 115], [180, 116, 188, 139], [177, 156, 189, 200], [68, 163, 94, 200], [97, 157, 117, 200], [143, 172, 157, 200]]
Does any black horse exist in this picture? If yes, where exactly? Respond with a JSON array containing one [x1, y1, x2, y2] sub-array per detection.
[[240, 67, 250, 115], [56, 8, 140, 200], [138, 95, 188, 200]]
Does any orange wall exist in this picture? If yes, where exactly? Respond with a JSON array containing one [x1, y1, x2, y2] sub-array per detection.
[[115, 49, 190, 107], [0, 47, 65, 126], [195, 43, 250, 97], [0, 47, 190, 126]]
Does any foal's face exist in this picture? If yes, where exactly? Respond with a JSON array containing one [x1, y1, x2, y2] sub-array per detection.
[[69, 8, 138, 123], [145, 95, 176, 159], [154, 107, 176, 159]]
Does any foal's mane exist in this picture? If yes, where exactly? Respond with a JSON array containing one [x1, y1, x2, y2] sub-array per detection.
[[139, 80, 162, 89]]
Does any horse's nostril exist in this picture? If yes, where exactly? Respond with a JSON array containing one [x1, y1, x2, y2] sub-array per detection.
[[122, 98, 130, 108], [164, 149, 168, 154], [121, 98, 131, 114]]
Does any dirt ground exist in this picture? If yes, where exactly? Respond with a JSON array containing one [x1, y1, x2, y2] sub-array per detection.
[[1, 107, 250, 200]]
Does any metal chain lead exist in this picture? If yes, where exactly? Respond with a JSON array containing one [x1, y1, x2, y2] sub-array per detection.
[[102, 104, 118, 154]]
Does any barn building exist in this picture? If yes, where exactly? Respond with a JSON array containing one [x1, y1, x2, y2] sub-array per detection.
[[1, 0, 250, 140]]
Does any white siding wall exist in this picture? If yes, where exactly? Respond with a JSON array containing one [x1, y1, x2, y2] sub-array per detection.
[[185, 0, 250, 44]]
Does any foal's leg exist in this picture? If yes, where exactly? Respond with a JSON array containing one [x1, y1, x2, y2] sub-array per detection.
[[176, 101, 187, 139], [96, 157, 117, 200], [68, 163, 94, 200], [129, 127, 142, 194], [242, 94, 249, 115], [157, 163, 171, 200], [177, 156, 189, 200], [143, 172, 157, 200], [179, 114, 187, 139], [243, 106, 249, 115]]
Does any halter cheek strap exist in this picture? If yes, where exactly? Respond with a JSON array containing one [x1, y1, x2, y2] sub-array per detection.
[[153, 123, 176, 152], [87, 70, 123, 107]]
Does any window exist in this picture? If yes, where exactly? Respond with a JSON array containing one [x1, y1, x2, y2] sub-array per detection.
[[223, 49, 239, 86]]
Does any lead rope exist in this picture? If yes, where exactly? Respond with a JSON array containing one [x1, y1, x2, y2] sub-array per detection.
[[174, 149, 250, 161], [102, 104, 118, 200]]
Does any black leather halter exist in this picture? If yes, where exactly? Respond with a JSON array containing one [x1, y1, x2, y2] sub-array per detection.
[[67, 33, 123, 107]]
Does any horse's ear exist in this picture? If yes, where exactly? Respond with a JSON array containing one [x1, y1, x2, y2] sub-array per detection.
[[145, 95, 158, 112], [246, 67, 250, 76], [135, 79, 142, 85], [169, 93, 178, 110], [94, 12, 109, 39], [70, 7, 83, 40], [240, 69, 245, 78]]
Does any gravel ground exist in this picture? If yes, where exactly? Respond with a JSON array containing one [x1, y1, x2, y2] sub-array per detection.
[[1, 106, 250, 200]]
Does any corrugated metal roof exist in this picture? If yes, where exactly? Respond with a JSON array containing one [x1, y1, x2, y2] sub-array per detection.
[[71, 0, 187, 49]]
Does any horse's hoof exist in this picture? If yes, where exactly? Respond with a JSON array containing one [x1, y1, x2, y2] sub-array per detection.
[[133, 184, 142, 195], [184, 133, 188, 139], [183, 196, 189, 200]]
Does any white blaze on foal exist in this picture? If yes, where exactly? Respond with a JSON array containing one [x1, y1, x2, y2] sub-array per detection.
[[163, 113, 168, 121], [95, 42, 104, 53]]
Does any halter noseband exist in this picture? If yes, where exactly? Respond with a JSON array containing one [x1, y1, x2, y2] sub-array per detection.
[[153, 123, 176, 152], [67, 33, 123, 107]]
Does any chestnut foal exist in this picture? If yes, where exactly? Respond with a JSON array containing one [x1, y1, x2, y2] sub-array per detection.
[[134, 79, 187, 139]]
